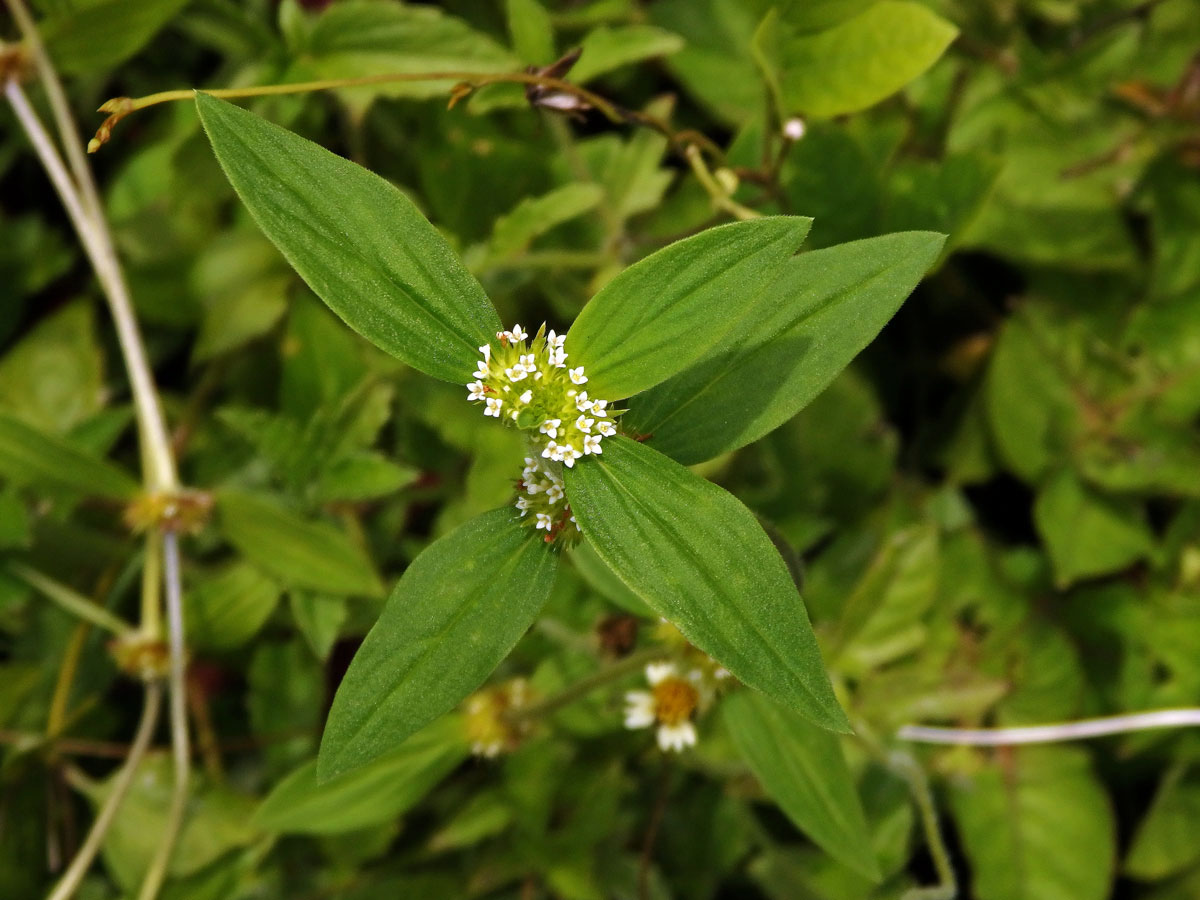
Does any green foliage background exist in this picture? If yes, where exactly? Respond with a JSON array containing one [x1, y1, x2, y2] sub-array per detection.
[[2, 0, 1200, 898]]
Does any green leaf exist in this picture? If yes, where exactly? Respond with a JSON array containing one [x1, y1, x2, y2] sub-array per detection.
[[753, 2, 958, 119], [564, 437, 847, 732], [570, 25, 685, 84], [488, 183, 605, 259], [0, 301, 104, 434], [186, 562, 281, 651], [625, 232, 943, 464], [256, 716, 467, 834], [318, 509, 559, 780], [289, 1, 517, 106], [195, 93, 502, 383], [215, 489, 383, 597], [1126, 766, 1200, 880], [0, 412, 140, 501], [289, 591, 348, 661], [724, 691, 879, 879], [1034, 470, 1153, 588], [506, 0, 556, 64], [44, 0, 190, 75], [79, 755, 259, 891], [950, 747, 1115, 900], [567, 218, 811, 399]]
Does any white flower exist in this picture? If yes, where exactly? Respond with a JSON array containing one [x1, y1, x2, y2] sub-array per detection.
[[522, 457, 538, 479], [474, 361, 490, 379], [546, 484, 564, 504], [575, 392, 593, 412], [583, 434, 603, 455], [518, 353, 537, 372], [535, 512, 553, 531], [575, 415, 594, 433], [510, 324, 528, 341], [596, 420, 616, 437], [479, 345, 492, 361], [484, 398, 503, 417], [551, 348, 567, 368], [541, 441, 560, 460], [510, 409, 519, 420], [624, 662, 700, 753], [569, 367, 588, 385], [505, 366, 528, 382], [519, 389, 533, 404], [539, 418, 561, 439], [547, 329, 565, 349], [591, 399, 608, 417], [515, 497, 529, 515], [467, 381, 487, 401], [783, 117, 806, 141], [561, 444, 583, 468], [525, 479, 543, 494]]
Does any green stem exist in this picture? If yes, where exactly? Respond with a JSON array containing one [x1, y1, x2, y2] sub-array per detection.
[[7, 562, 134, 637], [136, 533, 189, 900], [506, 645, 668, 723], [46, 682, 163, 900]]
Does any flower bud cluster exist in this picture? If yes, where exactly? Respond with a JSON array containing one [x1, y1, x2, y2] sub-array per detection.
[[467, 323, 621, 543]]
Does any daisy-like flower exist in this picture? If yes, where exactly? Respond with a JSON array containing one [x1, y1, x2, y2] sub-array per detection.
[[624, 662, 700, 752], [484, 397, 503, 417], [583, 434, 603, 455], [569, 366, 588, 385], [464, 679, 531, 758]]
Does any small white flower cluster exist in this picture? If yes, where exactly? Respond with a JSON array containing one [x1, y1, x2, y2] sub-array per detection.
[[624, 662, 705, 753], [467, 323, 622, 543]]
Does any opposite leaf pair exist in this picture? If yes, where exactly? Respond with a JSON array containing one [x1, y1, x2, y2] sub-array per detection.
[[195, 91, 943, 781]]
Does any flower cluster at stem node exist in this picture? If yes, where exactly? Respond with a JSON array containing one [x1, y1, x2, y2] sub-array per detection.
[[467, 323, 622, 546]]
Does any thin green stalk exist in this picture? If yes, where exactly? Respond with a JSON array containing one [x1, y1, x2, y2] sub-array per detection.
[[7, 562, 134, 637], [506, 645, 668, 724], [46, 682, 163, 900], [136, 533, 189, 900]]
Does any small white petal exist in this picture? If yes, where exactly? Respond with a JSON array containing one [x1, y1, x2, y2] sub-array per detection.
[[596, 421, 616, 437], [569, 367, 588, 385], [645, 662, 677, 685], [479, 345, 492, 361], [575, 415, 594, 433], [511, 324, 528, 341], [624, 692, 656, 729], [519, 390, 533, 404], [656, 721, 697, 752]]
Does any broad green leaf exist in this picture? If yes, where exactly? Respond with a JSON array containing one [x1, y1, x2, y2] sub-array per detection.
[[186, 562, 281, 651], [724, 691, 879, 879], [215, 489, 383, 597], [567, 218, 811, 399], [257, 716, 467, 834], [0, 301, 104, 433], [625, 232, 943, 464], [506, 0, 556, 64], [1126, 767, 1200, 880], [753, 2, 958, 119], [570, 539, 653, 617], [950, 747, 1115, 900], [195, 93, 502, 383], [314, 452, 418, 503], [0, 412, 140, 501], [488, 183, 605, 259], [1034, 470, 1153, 588], [288, 1, 517, 105], [570, 25, 685, 84], [318, 509, 559, 780], [44, 0, 190, 75], [191, 233, 291, 362], [289, 591, 348, 661], [565, 437, 848, 731], [77, 755, 259, 891]]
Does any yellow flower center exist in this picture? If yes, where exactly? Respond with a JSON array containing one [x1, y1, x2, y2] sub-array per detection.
[[652, 678, 699, 726]]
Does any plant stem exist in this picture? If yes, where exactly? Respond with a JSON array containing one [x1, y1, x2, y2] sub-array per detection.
[[6, 562, 134, 637], [685, 144, 762, 222], [45, 682, 163, 900], [137, 533, 189, 900], [897, 708, 1200, 746], [505, 645, 667, 723]]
